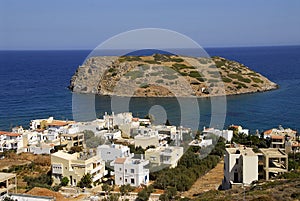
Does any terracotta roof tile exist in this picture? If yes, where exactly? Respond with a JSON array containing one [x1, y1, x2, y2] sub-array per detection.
[[114, 158, 127, 164], [0, 131, 21, 137]]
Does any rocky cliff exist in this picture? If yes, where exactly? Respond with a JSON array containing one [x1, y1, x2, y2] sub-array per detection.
[[69, 54, 278, 97]]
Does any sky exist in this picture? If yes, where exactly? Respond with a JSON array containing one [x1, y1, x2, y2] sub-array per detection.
[[0, 0, 300, 50]]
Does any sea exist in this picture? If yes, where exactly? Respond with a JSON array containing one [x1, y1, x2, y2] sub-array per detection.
[[0, 46, 299, 133]]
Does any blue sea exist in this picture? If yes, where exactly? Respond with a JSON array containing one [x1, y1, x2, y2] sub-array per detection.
[[0, 46, 299, 133]]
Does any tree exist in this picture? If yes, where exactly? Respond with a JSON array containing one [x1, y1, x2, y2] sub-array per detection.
[[120, 184, 134, 196], [77, 173, 92, 188], [60, 177, 69, 186], [102, 183, 112, 196], [120, 184, 134, 200], [165, 119, 171, 126], [84, 130, 106, 148], [103, 193, 120, 201], [159, 187, 177, 201], [136, 185, 154, 201], [3, 197, 17, 201]]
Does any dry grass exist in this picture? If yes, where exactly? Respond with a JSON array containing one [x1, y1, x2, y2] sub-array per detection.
[[182, 160, 224, 198]]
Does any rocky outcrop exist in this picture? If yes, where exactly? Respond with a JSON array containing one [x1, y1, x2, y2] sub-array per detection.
[[69, 54, 278, 97]]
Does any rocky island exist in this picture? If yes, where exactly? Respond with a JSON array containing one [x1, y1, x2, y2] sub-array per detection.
[[69, 54, 278, 97]]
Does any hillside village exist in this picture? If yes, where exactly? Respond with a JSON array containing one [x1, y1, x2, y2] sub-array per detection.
[[0, 113, 299, 201]]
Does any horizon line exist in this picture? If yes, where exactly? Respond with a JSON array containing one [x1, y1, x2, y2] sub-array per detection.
[[0, 44, 300, 51]]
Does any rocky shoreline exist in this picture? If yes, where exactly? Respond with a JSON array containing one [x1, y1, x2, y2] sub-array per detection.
[[69, 54, 278, 97]]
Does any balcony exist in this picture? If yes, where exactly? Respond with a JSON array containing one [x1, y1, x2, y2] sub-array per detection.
[[90, 165, 104, 175]]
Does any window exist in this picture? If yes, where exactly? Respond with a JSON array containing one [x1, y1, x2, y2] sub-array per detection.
[[125, 179, 127, 182], [131, 169, 134, 173], [131, 178, 135, 184], [236, 158, 239, 165], [119, 168, 122, 171], [125, 169, 127, 173], [120, 177, 122, 181]]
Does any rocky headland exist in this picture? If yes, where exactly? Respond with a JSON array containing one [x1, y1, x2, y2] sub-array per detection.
[[69, 54, 278, 97]]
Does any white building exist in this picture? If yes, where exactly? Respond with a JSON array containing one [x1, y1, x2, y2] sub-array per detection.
[[222, 146, 258, 189], [51, 150, 106, 187], [95, 129, 122, 141], [189, 138, 213, 147], [229, 125, 249, 136], [145, 146, 183, 168], [203, 127, 233, 142], [103, 112, 133, 129], [0, 131, 24, 153], [97, 144, 133, 162], [110, 157, 149, 187], [29, 143, 54, 155], [134, 134, 159, 149]]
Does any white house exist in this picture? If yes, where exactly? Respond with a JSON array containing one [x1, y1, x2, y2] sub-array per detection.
[[189, 138, 213, 147], [134, 134, 159, 149], [95, 130, 122, 141], [222, 146, 258, 189], [29, 143, 54, 155], [202, 127, 233, 142], [97, 144, 133, 162], [110, 157, 149, 187], [145, 145, 183, 168], [0, 131, 24, 153], [103, 112, 133, 129]]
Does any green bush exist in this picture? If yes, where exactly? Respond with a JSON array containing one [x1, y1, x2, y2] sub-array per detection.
[[251, 77, 264, 83], [140, 83, 150, 88], [189, 71, 201, 78], [77, 173, 92, 188], [162, 74, 178, 80], [170, 57, 184, 62], [139, 65, 150, 71], [125, 71, 144, 79], [153, 54, 171, 62], [108, 68, 115, 72], [172, 63, 188, 70], [227, 73, 239, 79], [155, 79, 164, 83], [238, 77, 251, 83], [61, 177, 69, 186], [233, 81, 248, 89], [149, 72, 160, 76], [215, 61, 226, 68], [179, 71, 188, 76], [118, 56, 142, 62], [23, 172, 53, 190], [222, 77, 232, 83], [196, 77, 206, 82]]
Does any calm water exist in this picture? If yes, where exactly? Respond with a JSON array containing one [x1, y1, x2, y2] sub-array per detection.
[[0, 46, 299, 133]]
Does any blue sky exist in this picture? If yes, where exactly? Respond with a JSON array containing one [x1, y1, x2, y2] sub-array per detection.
[[0, 0, 300, 50]]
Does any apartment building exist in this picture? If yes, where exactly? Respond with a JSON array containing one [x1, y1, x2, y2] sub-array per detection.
[[97, 143, 133, 162], [51, 150, 106, 186], [145, 146, 183, 168], [110, 157, 149, 187]]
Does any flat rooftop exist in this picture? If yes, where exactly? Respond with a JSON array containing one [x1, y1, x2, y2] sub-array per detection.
[[0, 172, 16, 182], [260, 148, 287, 158], [226, 146, 256, 156]]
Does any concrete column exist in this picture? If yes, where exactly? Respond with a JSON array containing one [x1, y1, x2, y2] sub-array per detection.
[[265, 156, 269, 180]]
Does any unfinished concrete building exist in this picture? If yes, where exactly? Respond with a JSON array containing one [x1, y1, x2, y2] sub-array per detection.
[[260, 148, 288, 180]]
